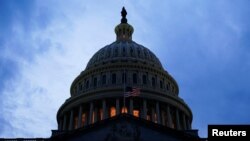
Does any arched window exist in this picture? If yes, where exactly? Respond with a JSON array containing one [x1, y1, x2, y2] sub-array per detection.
[[74, 87, 77, 94], [160, 80, 163, 89], [99, 109, 103, 120], [123, 47, 126, 56], [86, 80, 89, 89], [154, 113, 157, 123], [81, 113, 86, 127], [133, 110, 139, 117], [146, 115, 151, 121], [121, 107, 128, 113], [112, 73, 116, 84], [92, 111, 95, 123], [74, 117, 78, 129], [107, 48, 111, 57], [137, 48, 141, 57], [133, 73, 137, 84], [102, 75, 106, 85], [142, 75, 147, 84], [110, 107, 116, 117], [122, 72, 127, 84], [161, 110, 167, 126], [144, 49, 148, 58], [114, 47, 118, 57], [79, 82, 83, 91], [93, 77, 97, 87], [130, 48, 133, 53], [152, 77, 156, 87], [167, 82, 170, 91]]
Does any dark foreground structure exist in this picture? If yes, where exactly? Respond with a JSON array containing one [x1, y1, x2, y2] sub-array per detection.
[[1, 7, 206, 141]]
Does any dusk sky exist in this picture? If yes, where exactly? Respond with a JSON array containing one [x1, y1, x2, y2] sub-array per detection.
[[0, 0, 250, 138]]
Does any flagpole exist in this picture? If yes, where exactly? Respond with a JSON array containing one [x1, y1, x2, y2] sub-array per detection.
[[123, 68, 126, 111]]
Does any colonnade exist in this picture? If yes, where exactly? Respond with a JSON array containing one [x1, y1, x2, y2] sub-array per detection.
[[58, 98, 191, 131]]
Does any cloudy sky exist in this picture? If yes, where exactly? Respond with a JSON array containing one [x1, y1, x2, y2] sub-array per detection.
[[0, 0, 250, 138]]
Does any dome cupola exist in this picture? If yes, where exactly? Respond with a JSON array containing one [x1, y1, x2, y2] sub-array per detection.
[[115, 7, 134, 41]]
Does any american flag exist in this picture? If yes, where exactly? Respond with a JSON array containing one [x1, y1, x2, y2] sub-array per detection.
[[124, 87, 140, 97]]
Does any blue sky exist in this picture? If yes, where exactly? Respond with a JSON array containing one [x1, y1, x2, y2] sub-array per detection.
[[0, 0, 250, 138]]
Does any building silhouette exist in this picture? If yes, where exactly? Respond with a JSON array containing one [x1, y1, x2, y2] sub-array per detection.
[[1, 7, 205, 141]]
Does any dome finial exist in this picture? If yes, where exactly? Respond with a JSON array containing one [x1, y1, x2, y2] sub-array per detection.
[[121, 7, 127, 23]]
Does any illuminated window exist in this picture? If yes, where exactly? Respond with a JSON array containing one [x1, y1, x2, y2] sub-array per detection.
[[162, 111, 167, 126], [99, 109, 103, 120], [172, 122, 176, 128], [133, 110, 139, 117], [154, 113, 157, 123], [81, 113, 86, 127], [121, 107, 128, 113], [74, 117, 78, 129], [146, 115, 151, 120], [110, 107, 116, 117], [92, 111, 95, 123]]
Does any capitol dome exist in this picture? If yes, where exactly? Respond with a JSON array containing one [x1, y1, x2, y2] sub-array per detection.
[[56, 7, 193, 132], [86, 41, 163, 70]]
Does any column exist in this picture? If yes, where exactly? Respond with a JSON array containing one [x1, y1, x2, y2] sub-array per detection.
[[84, 112, 88, 126], [127, 71, 132, 84], [129, 99, 133, 115], [156, 102, 161, 124], [89, 102, 93, 124], [187, 118, 191, 129], [161, 110, 165, 126], [167, 105, 173, 128], [69, 110, 74, 130], [138, 71, 142, 85], [116, 98, 120, 115], [107, 72, 111, 84], [176, 108, 181, 130], [59, 118, 63, 130], [182, 114, 187, 130], [102, 100, 107, 119], [151, 108, 155, 123], [143, 99, 147, 119], [94, 108, 98, 123], [63, 114, 67, 130], [77, 105, 82, 128]]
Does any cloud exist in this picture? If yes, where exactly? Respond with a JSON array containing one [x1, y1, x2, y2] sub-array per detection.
[[0, 0, 250, 138], [0, 0, 126, 137]]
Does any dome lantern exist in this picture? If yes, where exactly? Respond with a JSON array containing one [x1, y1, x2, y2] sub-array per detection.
[[115, 7, 134, 41]]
